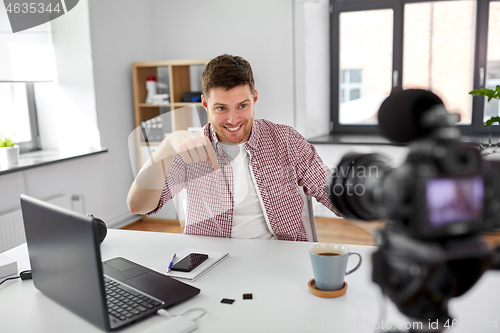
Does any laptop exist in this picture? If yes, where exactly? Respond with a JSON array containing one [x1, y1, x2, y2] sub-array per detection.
[[20, 194, 200, 331]]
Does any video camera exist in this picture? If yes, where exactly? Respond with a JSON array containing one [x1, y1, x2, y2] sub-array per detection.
[[329, 89, 500, 240], [328, 89, 500, 330]]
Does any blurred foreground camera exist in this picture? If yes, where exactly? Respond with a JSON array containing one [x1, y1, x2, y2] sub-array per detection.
[[329, 89, 500, 240], [329, 89, 500, 330]]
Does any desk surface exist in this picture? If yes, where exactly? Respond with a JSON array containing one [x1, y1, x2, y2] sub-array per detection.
[[2, 230, 500, 333]]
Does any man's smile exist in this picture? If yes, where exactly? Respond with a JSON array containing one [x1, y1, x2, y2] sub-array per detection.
[[224, 124, 243, 132]]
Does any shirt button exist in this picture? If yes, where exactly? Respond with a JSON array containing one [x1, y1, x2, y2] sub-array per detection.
[[228, 187, 232, 193], [228, 215, 232, 219]]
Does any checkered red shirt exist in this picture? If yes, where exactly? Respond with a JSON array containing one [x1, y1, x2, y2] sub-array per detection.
[[147, 119, 339, 241]]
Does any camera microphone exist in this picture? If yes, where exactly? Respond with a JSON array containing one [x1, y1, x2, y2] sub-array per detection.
[[378, 89, 459, 143]]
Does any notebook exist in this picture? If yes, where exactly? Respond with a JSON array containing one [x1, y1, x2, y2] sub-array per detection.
[[20, 194, 200, 331], [154, 248, 229, 281]]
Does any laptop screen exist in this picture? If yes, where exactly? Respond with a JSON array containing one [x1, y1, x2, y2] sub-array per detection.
[[20, 194, 110, 331]]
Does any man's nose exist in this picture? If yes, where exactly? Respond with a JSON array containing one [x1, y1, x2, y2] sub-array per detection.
[[226, 110, 239, 125]]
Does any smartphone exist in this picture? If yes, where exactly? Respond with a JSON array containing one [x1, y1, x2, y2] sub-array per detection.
[[171, 253, 209, 272]]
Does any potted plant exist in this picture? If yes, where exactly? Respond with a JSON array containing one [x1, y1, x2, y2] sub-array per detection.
[[0, 138, 19, 166], [469, 85, 500, 154]]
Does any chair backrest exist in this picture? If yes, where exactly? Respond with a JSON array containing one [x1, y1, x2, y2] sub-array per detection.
[[172, 189, 187, 227], [300, 187, 318, 242]]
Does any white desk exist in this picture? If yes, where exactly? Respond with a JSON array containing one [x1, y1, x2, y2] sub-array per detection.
[[1, 229, 500, 332]]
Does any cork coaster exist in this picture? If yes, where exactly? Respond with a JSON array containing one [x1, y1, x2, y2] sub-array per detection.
[[308, 279, 347, 298]]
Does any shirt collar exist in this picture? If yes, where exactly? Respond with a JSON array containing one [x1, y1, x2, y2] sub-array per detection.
[[246, 119, 259, 150], [204, 122, 219, 143]]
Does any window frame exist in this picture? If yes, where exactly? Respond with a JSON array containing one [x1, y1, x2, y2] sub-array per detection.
[[0, 81, 41, 153], [330, 0, 500, 136]]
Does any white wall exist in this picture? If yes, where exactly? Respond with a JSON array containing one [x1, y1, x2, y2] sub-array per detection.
[[86, 0, 167, 223], [294, 0, 332, 139], [151, 0, 296, 127], [36, 0, 101, 153]]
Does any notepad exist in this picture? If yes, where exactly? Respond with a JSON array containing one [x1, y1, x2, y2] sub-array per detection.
[[153, 248, 229, 281]]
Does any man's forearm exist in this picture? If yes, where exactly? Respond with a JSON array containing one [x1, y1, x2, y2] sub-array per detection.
[[127, 182, 164, 215], [127, 131, 219, 215], [127, 137, 176, 214]]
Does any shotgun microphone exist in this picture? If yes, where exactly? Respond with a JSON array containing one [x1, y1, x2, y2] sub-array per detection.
[[378, 89, 459, 143]]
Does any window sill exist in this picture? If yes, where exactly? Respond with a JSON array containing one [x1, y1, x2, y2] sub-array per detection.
[[307, 134, 500, 147], [460, 135, 500, 146], [307, 133, 405, 146], [307, 133, 496, 147], [0, 147, 108, 176]]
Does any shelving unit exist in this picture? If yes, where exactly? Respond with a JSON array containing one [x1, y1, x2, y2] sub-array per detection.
[[131, 58, 210, 167], [132, 59, 209, 133]]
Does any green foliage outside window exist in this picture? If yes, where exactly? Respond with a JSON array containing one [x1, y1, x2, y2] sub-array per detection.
[[469, 85, 500, 127]]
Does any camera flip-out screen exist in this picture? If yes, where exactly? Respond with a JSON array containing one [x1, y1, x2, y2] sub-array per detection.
[[426, 176, 484, 227]]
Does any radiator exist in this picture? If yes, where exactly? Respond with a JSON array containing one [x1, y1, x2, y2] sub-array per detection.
[[0, 194, 84, 253]]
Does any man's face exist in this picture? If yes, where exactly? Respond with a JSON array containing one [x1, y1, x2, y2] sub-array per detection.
[[202, 84, 258, 144]]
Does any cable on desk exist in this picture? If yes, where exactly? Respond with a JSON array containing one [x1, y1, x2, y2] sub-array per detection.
[[0, 276, 20, 286], [157, 307, 208, 322], [180, 307, 208, 322], [0, 270, 32, 286]]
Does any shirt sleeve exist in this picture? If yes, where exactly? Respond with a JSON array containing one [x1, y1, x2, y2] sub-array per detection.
[[146, 154, 187, 216], [290, 128, 339, 216]]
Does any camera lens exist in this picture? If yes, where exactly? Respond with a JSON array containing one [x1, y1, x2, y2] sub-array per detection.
[[328, 152, 394, 221]]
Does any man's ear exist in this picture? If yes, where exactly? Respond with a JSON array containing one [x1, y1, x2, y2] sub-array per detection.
[[253, 90, 258, 104], [201, 94, 209, 113]]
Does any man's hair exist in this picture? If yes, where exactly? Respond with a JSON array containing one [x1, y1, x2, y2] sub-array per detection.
[[202, 54, 255, 97]]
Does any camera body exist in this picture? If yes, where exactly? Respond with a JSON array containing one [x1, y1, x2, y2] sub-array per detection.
[[328, 89, 500, 326], [329, 89, 500, 240]]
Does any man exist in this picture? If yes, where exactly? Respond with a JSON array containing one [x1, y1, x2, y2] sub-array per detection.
[[127, 54, 338, 241]]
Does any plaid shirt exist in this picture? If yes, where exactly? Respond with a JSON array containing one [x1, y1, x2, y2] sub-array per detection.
[[147, 119, 339, 241]]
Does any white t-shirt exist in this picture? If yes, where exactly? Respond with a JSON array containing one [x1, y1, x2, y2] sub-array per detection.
[[220, 142, 275, 239]]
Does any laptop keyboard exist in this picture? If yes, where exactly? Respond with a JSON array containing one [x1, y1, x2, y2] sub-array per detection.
[[104, 277, 163, 323]]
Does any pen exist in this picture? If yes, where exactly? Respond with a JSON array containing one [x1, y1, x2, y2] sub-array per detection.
[[167, 253, 176, 273]]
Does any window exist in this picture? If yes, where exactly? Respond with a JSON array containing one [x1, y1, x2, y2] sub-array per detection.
[[338, 8, 393, 125], [484, 62, 500, 122], [0, 82, 40, 152], [403, 1, 475, 124], [1, 18, 56, 153], [484, 1, 500, 122], [330, 0, 500, 136]]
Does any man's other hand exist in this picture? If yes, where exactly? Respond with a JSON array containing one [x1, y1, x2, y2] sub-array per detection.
[[166, 131, 220, 172]]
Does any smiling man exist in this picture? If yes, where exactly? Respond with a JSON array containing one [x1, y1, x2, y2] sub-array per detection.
[[127, 54, 338, 241], [204, 85, 256, 144]]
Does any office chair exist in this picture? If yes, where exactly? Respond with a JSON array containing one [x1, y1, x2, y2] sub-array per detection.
[[300, 187, 319, 242], [175, 188, 319, 242]]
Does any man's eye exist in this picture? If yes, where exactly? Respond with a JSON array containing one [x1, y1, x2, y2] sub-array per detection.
[[239, 104, 247, 109], [216, 107, 226, 112]]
